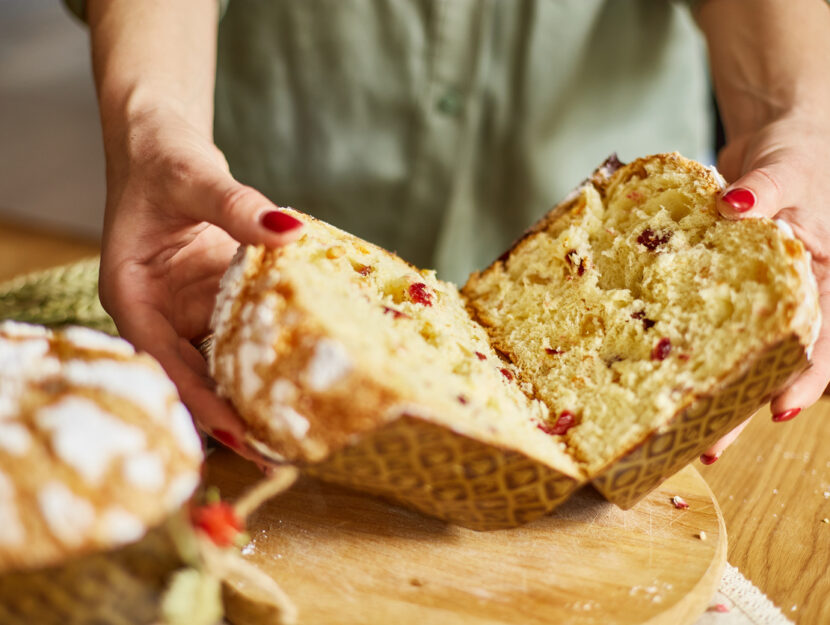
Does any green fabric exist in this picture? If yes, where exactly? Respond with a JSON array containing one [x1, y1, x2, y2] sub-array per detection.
[[215, 0, 712, 284], [0, 258, 117, 335], [63, 0, 712, 285]]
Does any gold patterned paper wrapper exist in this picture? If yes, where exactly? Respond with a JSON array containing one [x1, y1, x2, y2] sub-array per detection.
[[591, 335, 809, 509], [307, 416, 581, 531]]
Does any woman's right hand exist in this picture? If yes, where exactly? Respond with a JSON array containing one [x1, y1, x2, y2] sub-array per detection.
[[98, 108, 304, 466]]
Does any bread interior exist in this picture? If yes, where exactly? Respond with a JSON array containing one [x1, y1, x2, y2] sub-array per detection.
[[271, 215, 583, 476], [463, 157, 807, 473]]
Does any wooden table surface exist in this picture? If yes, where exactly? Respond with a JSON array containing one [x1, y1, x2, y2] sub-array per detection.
[[1, 218, 828, 624]]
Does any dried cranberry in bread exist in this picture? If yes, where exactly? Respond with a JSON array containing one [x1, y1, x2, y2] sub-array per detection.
[[209, 153, 819, 528], [463, 152, 819, 506]]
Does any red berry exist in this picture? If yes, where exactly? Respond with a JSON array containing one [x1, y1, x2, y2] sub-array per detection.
[[499, 368, 514, 381], [652, 338, 672, 361], [475, 351, 487, 361], [190, 502, 243, 547], [537, 411, 577, 436], [382, 306, 409, 319], [637, 228, 672, 251], [408, 282, 433, 306]]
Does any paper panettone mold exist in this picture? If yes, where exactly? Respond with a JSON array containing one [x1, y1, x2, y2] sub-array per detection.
[[591, 335, 808, 509], [210, 153, 820, 530], [306, 416, 581, 531]]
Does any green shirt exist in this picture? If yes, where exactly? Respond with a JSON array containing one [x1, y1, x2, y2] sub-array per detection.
[[67, 0, 711, 284]]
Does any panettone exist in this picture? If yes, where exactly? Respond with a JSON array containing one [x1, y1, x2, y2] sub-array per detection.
[[0, 321, 296, 625], [209, 153, 820, 529]]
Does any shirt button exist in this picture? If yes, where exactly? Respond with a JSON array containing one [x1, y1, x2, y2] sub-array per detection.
[[436, 88, 463, 116]]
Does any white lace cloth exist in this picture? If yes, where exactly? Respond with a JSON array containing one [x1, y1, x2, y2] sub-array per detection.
[[694, 563, 793, 625]]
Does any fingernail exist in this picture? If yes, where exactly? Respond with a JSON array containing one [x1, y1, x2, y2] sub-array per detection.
[[772, 407, 801, 422], [212, 429, 239, 450], [721, 188, 755, 212], [261, 210, 303, 233], [700, 453, 719, 465]]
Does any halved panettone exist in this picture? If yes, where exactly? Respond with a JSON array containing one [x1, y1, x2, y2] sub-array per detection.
[[463, 153, 819, 507], [209, 153, 819, 528], [210, 222, 585, 530]]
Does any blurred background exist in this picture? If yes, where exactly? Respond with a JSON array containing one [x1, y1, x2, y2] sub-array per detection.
[[0, 0, 105, 241]]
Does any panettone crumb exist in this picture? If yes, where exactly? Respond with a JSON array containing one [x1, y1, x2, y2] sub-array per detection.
[[463, 153, 817, 473]]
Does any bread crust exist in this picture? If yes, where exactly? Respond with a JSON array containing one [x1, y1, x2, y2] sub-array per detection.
[[0, 322, 203, 573]]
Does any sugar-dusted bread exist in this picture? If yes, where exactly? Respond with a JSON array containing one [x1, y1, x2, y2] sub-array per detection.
[[0, 321, 297, 625], [209, 153, 820, 528], [0, 321, 204, 573], [463, 153, 820, 506], [210, 217, 585, 529]]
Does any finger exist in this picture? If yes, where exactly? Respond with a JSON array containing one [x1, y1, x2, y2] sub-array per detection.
[[716, 156, 801, 221], [699, 416, 752, 465], [117, 305, 275, 466], [176, 165, 304, 248], [770, 290, 830, 419]]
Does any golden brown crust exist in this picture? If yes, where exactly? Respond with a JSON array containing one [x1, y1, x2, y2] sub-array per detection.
[[0, 322, 203, 574], [211, 244, 409, 464]]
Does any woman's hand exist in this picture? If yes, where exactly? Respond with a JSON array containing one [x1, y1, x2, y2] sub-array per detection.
[[99, 109, 303, 465], [86, 0, 305, 465], [699, 113, 830, 463], [696, 0, 830, 463]]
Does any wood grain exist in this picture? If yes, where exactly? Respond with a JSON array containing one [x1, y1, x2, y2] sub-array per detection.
[[207, 449, 725, 625], [703, 402, 830, 624]]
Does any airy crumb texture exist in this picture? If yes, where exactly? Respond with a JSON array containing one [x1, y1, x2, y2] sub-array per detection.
[[463, 153, 819, 473], [0, 322, 203, 574], [210, 213, 582, 477]]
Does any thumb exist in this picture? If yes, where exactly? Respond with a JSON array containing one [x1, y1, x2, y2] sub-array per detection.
[[183, 166, 304, 247], [716, 156, 799, 221]]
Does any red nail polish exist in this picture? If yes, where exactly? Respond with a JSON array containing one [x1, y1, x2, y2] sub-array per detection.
[[212, 429, 239, 449], [721, 188, 755, 212], [772, 407, 801, 422], [700, 453, 719, 465], [261, 210, 303, 233]]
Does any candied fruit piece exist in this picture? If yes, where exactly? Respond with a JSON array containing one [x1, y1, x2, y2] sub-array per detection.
[[408, 282, 433, 306], [637, 228, 673, 251], [652, 337, 672, 361], [537, 411, 577, 436], [382, 306, 409, 320], [631, 310, 656, 330]]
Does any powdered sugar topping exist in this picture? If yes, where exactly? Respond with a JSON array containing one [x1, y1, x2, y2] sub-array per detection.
[[0, 422, 31, 455], [37, 397, 147, 485], [61, 359, 176, 419], [100, 507, 145, 545], [122, 451, 166, 491], [303, 338, 353, 391], [38, 482, 96, 547], [62, 326, 135, 357]]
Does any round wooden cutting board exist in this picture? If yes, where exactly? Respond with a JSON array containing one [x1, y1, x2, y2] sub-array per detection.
[[206, 450, 726, 625]]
